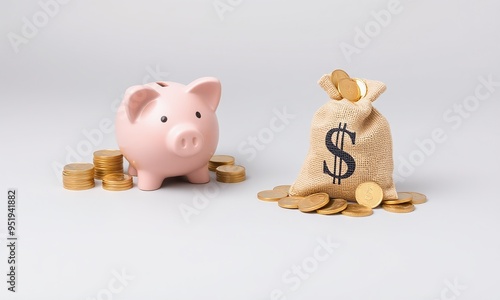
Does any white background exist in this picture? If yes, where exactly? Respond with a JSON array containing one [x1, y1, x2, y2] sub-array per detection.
[[1, 0, 500, 299]]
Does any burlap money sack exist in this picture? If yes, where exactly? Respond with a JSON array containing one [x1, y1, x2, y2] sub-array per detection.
[[289, 74, 397, 201]]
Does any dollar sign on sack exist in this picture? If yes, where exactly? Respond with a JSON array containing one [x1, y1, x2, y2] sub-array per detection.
[[323, 122, 356, 184]]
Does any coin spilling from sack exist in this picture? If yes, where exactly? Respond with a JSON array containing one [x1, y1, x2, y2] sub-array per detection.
[[209, 155, 247, 183], [258, 182, 427, 217], [330, 69, 368, 102]]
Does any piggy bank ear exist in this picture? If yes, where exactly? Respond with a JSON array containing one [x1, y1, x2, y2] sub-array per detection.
[[123, 85, 160, 123], [185, 77, 221, 111]]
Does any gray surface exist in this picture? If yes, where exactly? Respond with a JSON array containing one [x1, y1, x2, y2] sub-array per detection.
[[1, 0, 500, 299]]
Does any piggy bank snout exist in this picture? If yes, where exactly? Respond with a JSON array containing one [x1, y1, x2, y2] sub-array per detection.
[[167, 125, 204, 157]]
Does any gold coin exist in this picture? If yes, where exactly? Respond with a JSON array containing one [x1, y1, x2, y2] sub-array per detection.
[[63, 172, 94, 179], [383, 192, 413, 205], [216, 174, 246, 179], [102, 173, 133, 191], [62, 179, 94, 184], [408, 192, 427, 204], [102, 173, 132, 182], [216, 176, 246, 183], [216, 165, 245, 175], [341, 203, 373, 217], [330, 69, 350, 89], [93, 149, 122, 157], [317, 198, 348, 215], [215, 172, 246, 177], [62, 179, 94, 185], [278, 196, 304, 209], [63, 182, 95, 190], [63, 185, 95, 190], [257, 190, 288, 202], [382, 202, 415, 213], [338, 78, 361, 102], [64, 163, 94, 172], [273, 185, 291, 194], [210, 155, 235, 164], [298, 193, 329, 212], [209, 155, 235, 171], [354, 78, 367, 99], [355, 181, 383, 208]]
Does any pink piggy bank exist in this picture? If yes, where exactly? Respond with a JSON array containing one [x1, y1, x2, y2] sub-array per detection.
[[115, 77, 221, 191]]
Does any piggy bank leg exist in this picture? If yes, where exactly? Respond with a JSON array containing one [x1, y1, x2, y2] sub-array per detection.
[[136, 171, 164, 191], [185, 165, 210, 184], [128, 164, 138, 176]]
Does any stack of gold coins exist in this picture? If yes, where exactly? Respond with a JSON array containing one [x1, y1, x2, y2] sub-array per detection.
[[93, 150, 124, 180], [63, 163, 95, 190], [381, 192, 416, 213], [102, 173, 133, 191], [208, 155, 235, 171], [215, 165, 246, 183]]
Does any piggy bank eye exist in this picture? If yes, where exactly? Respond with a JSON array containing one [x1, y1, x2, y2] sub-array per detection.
[[160, 116, 168, 123], [195, 111, 201, 119]]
